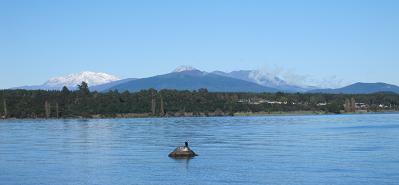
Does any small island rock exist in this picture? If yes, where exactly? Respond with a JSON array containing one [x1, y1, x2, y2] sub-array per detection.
[[168, 142, 198, 158]]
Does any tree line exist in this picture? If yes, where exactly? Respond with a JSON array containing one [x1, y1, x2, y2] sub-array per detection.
[[1, 82, 399, 119]]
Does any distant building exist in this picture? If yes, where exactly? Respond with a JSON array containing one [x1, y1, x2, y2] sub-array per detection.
[[355, 103, 369, 109], [379, 104, 388, 108], [237, 98, 287, 105]]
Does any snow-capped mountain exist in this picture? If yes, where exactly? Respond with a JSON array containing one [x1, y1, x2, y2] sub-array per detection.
[[173, 65, 199, 73], [44, 71, 120, 88], [15, 71, 120, 90]]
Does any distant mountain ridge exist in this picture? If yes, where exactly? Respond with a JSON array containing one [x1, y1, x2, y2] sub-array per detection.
[[309, 82, 399, 94], [211, 70, 314, 92], [10, 66, 399, 94], [106, 68, 278, 92], [90, 78, 137, 92]]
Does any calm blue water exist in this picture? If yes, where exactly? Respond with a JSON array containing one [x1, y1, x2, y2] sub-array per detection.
[[1, 114, 399, 185]]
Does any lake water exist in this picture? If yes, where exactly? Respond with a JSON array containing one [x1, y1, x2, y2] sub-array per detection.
[[1, 114, 399, 185]]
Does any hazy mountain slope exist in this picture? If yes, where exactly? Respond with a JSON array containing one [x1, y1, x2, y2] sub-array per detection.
[[91, 78, 137, 92], [107, 70, 278, 92], [308, 82, 399, 94], [212, 70, 311, 92]]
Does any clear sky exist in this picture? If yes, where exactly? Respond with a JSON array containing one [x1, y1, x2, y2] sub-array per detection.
[[1, 0, 398, 88]]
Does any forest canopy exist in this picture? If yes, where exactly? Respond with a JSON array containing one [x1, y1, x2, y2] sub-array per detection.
[[1, 82, 398, 119]]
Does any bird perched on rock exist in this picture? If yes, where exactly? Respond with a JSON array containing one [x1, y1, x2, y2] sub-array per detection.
[[168, 142, 198, 158]]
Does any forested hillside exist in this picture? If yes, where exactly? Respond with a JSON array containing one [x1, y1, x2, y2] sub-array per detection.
[[1, 82, 399, 119]]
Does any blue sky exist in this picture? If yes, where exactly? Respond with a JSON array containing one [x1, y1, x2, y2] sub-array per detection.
[[1, 0, 398, 88]]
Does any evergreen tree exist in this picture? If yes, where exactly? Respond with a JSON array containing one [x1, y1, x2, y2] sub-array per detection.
[[62, 86, 70, 94], [77, 82, 90, 95]]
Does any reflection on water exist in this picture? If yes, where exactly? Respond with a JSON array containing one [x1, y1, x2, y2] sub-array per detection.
[[1, 114, 399, 185], [171, 157, 192, 170]]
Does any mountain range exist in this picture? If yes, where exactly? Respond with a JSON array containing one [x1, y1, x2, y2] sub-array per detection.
[[309, 82, 399, 94], [11, 66, 399, 94], [211, 70, 314, 92], [15, 71, 120, 90], [107, 69, 278, 92]]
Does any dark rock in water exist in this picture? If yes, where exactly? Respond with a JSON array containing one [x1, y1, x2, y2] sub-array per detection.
[[168, 142, 198, 158]]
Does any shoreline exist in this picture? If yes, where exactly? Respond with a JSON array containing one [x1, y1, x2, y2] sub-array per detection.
[[1, 110, 399, 120]]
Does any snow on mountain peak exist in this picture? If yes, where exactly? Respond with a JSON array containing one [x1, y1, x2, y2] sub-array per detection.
[[44, 71, 120, 88], [173, 65, 198, 72]]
